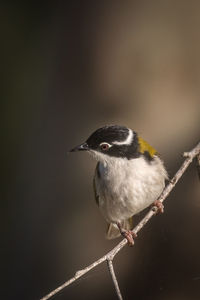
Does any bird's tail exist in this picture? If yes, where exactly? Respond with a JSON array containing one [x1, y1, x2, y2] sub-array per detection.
[[106, 218, 133, 240]]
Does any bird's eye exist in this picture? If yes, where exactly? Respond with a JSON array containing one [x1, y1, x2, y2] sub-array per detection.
[[100, 143, 111, 151]]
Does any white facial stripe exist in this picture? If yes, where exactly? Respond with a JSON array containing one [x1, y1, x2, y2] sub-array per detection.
[[113, 129, 133, 146]]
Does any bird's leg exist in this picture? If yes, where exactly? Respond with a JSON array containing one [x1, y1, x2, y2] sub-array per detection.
[[152, 200, 164, 214], [116, 222, 137, 246]]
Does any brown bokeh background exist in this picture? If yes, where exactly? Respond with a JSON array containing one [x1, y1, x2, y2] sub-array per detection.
[[2, 1, 200, 300]]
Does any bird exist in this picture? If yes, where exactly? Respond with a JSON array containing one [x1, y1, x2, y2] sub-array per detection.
[[70, 125, 168, 245]]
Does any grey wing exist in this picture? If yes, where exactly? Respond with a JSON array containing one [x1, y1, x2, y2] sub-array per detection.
[[93, 162, 100, 206]]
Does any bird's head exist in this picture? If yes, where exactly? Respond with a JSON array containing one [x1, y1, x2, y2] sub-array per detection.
[[70, 125, 156, 161]]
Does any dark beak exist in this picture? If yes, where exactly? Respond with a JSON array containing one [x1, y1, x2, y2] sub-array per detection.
[[70, 142, 89, 152]]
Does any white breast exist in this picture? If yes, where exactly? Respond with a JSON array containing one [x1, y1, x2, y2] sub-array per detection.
[[94, 155, 168, 223]]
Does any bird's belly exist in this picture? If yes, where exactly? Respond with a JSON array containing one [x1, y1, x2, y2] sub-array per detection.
[[98, 182, 162, 222], [95, 158, 166, 223]]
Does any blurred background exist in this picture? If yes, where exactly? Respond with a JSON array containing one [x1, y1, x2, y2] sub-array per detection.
[[2, 1, 200, 299]]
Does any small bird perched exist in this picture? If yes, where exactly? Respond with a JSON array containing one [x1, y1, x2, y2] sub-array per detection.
[[70, 125, 168, 245]]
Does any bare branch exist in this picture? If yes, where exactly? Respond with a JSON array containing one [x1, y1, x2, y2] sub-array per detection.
[[40, 141, 200, 300], [107, 258, 123, 300]]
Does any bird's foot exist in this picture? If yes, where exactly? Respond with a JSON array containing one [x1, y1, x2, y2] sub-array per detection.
[[117, 222, 137, 246], [121, 230, 137, 246], [152, 200, 164, 214]]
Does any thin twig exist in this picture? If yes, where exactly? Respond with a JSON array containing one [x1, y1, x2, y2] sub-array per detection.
[[107, 258, 123, 300], [40, 141, 200, 300]]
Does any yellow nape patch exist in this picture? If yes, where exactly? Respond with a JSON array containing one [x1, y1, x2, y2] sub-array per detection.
[[138, 136, 157, 158]]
